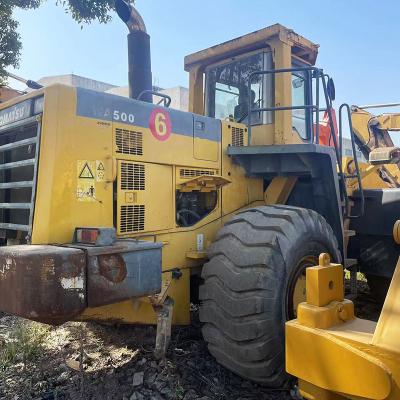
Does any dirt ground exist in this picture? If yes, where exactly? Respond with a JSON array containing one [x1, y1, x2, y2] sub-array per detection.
[[0, 281, 381, 400]]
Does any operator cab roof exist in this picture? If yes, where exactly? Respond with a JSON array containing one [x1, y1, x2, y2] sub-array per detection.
[[184, 23, 319, 71]]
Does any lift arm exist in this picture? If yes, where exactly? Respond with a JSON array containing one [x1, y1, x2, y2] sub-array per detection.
[[350, 106, 400, 187]]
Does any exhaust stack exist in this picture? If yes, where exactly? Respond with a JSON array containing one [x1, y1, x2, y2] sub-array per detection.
[[115, 0, 152, 102]]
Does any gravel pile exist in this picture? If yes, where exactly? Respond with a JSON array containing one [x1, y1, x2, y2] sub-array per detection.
[[0, 313, 292, 400], [0, 280, 381, 400]]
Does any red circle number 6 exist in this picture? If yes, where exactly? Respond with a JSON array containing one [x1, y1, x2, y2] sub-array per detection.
[[149, 109, 172, 141]]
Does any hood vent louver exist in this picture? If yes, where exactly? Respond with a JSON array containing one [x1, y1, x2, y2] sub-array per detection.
[[180, 169, 215, 179], [231, 126, 244, 147], [116, 128, 143, 156], [120, 204, 145, 233], [121, 162, 145, 190]]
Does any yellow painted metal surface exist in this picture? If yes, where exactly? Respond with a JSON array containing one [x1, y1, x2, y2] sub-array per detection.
[[286, 322, 392, 400], [112, 123, 220, 171], [296, 254, 354, 330], [221, 122, 264, 215], [286, 254, 400, 400], [188, 64, 204, 115], [297, 300, 354, 330], [298, 380, 347, 400], [351, 108, 373, 147], [393, 220, 400, 245], [267, 36, 293, 145], [373, 257, 400, 353], [350, 107, 400, 189], [305, 254, 344, 307], [178, 175, 230, 193], [292, 273, 306, 317], [264, 176, 297, 205], [194, 128, 219, 161], [117, 161, 174, 235], [32, 85, 114, 244], [375, 113, 400, 131], [184, 24, 318, 72]]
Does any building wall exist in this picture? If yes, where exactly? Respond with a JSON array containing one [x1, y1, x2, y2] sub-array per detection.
[[37, 74, 116, 93], [342, 137, 366, 162], [0, 86, 23, 103]]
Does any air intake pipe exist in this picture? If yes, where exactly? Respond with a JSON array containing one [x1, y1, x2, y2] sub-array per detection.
[[115, 0, 152, 103]]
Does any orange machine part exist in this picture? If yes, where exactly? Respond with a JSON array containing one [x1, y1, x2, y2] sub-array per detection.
[[314, 108, 338, 147]]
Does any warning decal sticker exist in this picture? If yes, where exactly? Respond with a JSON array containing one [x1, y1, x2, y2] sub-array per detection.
[[79, 162, 95, 179], [77, 160, 96, 202], [77, 160, 107, 202], [96, 161, 105, 182]]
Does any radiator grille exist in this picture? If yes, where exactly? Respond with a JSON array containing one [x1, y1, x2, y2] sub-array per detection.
[[120, 205, 145, 233], [180, 169, 215, 179], [231, 126, 244, 147], [116, 129, 143, 155], [121, 163, 145, 191], [0, 120, 39, 236]]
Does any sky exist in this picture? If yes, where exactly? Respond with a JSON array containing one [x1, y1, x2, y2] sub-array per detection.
[[10, 0, 400, 112]]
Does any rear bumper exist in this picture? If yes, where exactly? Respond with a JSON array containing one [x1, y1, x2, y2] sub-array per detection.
[[0, 240, 162, 324]]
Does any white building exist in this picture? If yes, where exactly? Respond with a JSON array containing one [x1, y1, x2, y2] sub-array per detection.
[[33, 74, 189, 112], [37, 74, 117, 93]]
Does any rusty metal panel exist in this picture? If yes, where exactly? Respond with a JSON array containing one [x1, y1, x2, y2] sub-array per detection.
[[0, 245, 86, 325], [85, 240, 162, 307]]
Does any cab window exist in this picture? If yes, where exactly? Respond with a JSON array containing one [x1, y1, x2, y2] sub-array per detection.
[[291, 69, 311, 140], [292, 73, 307, 139], [205, 52, 273, 125]]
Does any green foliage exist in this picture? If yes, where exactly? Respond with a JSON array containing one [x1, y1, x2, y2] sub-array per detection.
[[0, 5, 21, 83], [1, 0, 129, 83], [56, 0, 115, 24], [0, 321, 50, 372], [14, 0, 44, 9]]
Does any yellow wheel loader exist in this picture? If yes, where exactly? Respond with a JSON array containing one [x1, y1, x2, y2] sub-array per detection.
[[0, 0, 399, 389]]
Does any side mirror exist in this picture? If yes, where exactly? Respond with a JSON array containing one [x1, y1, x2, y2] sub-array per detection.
[[292, 77, 304, 89], [327, 78, 336, 102]]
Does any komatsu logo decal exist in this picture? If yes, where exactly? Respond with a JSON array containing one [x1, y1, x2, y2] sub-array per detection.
[[0, 100, 32, 128]]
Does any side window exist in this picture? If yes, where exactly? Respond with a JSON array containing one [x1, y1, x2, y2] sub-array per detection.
[[291, 73, 308, 139], [205, 52, 273, 125], [214, 83, 239, 120]]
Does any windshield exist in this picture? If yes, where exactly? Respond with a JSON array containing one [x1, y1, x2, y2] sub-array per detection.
[[205, 52, 273, 125]]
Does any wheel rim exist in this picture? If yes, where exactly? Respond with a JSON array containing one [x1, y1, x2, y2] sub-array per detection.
[[287, 255, 318, 318]]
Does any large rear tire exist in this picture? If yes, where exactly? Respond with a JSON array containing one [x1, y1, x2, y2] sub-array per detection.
[[199, 205, 340, 386]]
